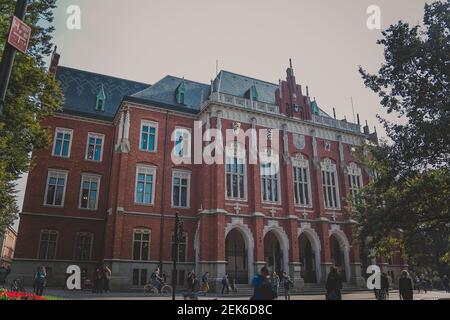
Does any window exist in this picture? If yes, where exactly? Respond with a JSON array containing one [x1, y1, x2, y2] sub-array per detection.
[[348, 163, 363, 201], [96, 85, 106, 111], [225, 143, 246, 200], [79, 175, 100, 210], [86, 133, 104, 161], [44, 170, 68, 207], [171, 232, 187, 262], [133, 229, 151, 261], [135, 165, 156, 205], [172, 170, 190, 208], [321, 158, 340, 209], [38, 230, 58, 260], [260, 149, 280, 203], [140, 121, 158, 152], [52, 128, 73, 158], [292, 155, 312, 207], [75, 232, 93, 261], [173, 127, 191, 158], [132, 269, 148, 286]]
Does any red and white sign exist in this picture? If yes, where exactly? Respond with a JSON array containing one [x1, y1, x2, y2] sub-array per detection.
[[7, 16, 31, 54]]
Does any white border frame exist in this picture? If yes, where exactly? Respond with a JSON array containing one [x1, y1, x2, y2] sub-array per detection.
[[74, 232, 94, 261], [37, 229, 59, 260], [52, 127, 73, 158], [321, 158, 341, 210], [224, 142, 248, 202], [85, 132, 105, 162], [135, 165, 157, 206], [139, 120, 159, 153], [78, 173, 101, 211], [132, 228, 151, 261], [173, 126, 192, 159], [292, 155, 313, 208], [171, 169, 191, 209], [43, 169, 69, 208]]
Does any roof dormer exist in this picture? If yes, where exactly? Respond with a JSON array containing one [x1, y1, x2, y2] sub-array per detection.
[[95, 84, 106, 111], [245, 84, 258, 101], [176, 78, 186, 105]]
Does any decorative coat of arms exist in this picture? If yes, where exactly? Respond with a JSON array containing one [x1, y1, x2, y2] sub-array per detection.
[[232, 122, 241, 135], [293, 134, 306, 150]]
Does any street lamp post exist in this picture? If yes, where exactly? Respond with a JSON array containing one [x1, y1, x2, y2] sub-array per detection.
[[0, 0, 29, 114], [172, 212, 183, 300]]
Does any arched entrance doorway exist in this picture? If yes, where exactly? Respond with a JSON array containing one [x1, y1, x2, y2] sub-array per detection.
[[299, 234, 316, 283], [330, 235, 347, 282], [225, 229, 248, 284], [264, 231, 283, 275]]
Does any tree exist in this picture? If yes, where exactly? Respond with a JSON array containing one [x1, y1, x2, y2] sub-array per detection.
[[0, 0, 63, 232], [356, 1, 450, 274]]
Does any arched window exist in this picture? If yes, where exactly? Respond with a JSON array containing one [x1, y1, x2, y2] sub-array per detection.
[[225, 142, 246, 200], [292, 154, 312, 207], [75, 232, 93, 261], [348, 162, 363, 201], [133, 229, 151, 261], [321, 158, 340, 209]]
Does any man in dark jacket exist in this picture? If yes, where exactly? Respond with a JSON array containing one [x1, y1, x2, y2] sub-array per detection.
[[399, 270, 414, 300], [325, 266, 343, 300], [252, 267, 274, 300]]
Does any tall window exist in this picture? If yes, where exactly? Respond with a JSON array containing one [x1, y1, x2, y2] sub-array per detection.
[[86, 133, 104, 161], [75, 232, 93, 261], [348, 163, 363, 200], [79, 175, 100, 210], [133, 229, 151, 261], [173, 127, 191, 158], [225, 143, 246, 200], [38, 230, 58, 260], [44, 170, 68, 207], [292, 155, 312, 207], [260, 149, 280, 203], [140, 120, 158, 152], [172, 170, 190, 208], [132, 269, 148, 286], [321, 158, 340, 209], [171, 232, 187, 262], [52, 128, 73, 158], [135, 165, 156, 205]]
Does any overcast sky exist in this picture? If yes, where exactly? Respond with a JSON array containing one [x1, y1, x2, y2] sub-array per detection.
[[14, 0, 433, 226]]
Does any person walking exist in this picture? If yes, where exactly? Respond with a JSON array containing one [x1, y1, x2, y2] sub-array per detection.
[[34, 266, 47, 296], [221, 273, 230, 295], [325, 266, 342, 300], [201, 272, 210, 295], [271, 272, 280, 300], [281, 272, 293, 300], [399, 270, 414, 300], [103, 264, 112, 293], [442, 275, 449, 293], [251, 267, 273, 300]]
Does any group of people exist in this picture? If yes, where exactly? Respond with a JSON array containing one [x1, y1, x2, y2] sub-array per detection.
[[251, 268, 294, 300], [92, 263, 112, 293]]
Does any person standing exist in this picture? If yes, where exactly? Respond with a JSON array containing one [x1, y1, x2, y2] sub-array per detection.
[[103, 264, 112, 293], [442, 275, 449, 293], [221, 273, 230, 295], [281, 272, 293, 300], [252, 267, 273, 300], [271, 272, 280, 300], [201, 272, 210, 295], [399, 270, 414, 300], [34, 266, 47, 296], [0, 264, 11, 288], [325, 266, 342, 300]]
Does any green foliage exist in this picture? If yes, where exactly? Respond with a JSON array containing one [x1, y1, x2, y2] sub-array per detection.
[[356, 1, 450, 274], [0, 0, 63, 231]]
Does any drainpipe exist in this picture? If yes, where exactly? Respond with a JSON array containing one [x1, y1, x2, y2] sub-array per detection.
[[159, 111, 170, 271]]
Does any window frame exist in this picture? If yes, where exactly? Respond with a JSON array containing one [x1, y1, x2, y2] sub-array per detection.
[[292, 155, 313, 208], [52, 127, 73, 158], [225, 143, 247, 201], [171, 170, 191, 209], [260, 149, 281, 205], [347, 162, 363, 200], [74, 232, 94, 261], [171, 231, 188, 262], [85, 132, 105, 162], [139, 120, 158, 153], [135, 165, 157, 206], [173, 127, 192, 159], [38, 229, 59, 260], [132, 229, 151, 261], [321, 158, 341, 209], [79, 174, 101, 211], [44, 170, 68, 208]]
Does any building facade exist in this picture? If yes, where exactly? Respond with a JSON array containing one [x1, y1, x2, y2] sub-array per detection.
[[12, 56, 405, 290], [1, 226, 17, 267]]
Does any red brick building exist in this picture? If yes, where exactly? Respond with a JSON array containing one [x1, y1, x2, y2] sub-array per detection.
[[13, 56, 405, 290]]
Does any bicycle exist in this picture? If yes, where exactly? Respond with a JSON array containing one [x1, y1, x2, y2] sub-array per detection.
[[144, 281, 173, 296]]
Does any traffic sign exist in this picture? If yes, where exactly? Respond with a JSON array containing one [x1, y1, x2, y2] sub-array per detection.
[[7, 16, 31, 54]]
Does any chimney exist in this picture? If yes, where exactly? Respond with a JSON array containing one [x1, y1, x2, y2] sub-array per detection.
[[363, 120, 370, 135], [49, 46, 60, 76]]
